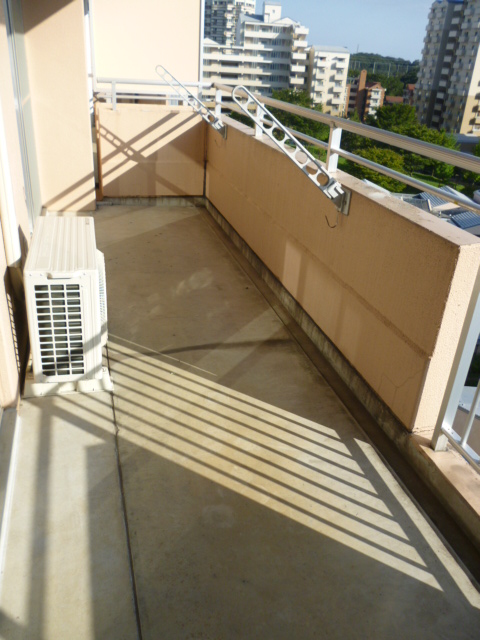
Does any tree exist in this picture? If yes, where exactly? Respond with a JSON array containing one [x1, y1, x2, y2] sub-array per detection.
[[462, 142, 480, 186], [270, 90, 329, 143], [344, 147, 407, 192], [367, 73, 404, 96], [367, 104, 417, 131], [365, 104, 457, 180]]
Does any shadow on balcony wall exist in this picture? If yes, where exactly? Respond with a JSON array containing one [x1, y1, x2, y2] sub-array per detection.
[[204, 116, 480, 434], [96, 103, 206, 198]]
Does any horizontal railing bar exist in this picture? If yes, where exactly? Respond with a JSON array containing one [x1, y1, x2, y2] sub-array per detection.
[[225, 104, 329, 151], [225, 101, 250, 117], [222, 106, 480, 213], [97, 77, 211, 88], [336, 148, 480, 213], [214, 83, 480, 174], [441, 428, 480, 472], [287, 129, 329, 151], [96, 92, 190, 102]]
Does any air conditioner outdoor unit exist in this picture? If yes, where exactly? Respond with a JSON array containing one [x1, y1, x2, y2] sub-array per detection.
[[24, 215, 112, 396]]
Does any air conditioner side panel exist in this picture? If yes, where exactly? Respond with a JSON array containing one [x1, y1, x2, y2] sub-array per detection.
[[82, 271, 103, 380]]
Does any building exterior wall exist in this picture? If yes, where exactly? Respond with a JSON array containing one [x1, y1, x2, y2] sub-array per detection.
[[92, 0, 202, 83], [415, 0, 480, 134], [0, 234, 20, 409], [307, 46, 350, 116], [20, 0, 95, 212], [96, 104, 205, 198], [0, 0, 91, 407], [205, 117, 480, 433]]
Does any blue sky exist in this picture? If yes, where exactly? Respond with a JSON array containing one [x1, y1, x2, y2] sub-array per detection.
[[269, 0, 434, 61]]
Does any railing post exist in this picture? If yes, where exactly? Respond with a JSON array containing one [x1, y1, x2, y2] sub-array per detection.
[[112, 80, 117, 111], [431, 267, 480, 452], [215, 89, 222, 118], [326, 126, 342, 173], [255, 103, 263, 140]]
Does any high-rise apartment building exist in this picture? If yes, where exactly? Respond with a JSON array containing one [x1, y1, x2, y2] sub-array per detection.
[[204, 0, 256, 46], [203, 2, 309, 99], [415, 0, 480, 134], [307, 46, 350, 116]]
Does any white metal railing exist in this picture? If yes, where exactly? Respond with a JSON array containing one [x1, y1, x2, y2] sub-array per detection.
[[432, 268, 480, 472], [95, 77, 211, 110], [213, 82, 480, 215]]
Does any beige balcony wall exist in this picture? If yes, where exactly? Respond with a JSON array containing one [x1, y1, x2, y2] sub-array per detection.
[[205, 117, 480, 432], [21, 0, 95, 211], [92, 0, 201, 83], [96, 103, 205, 197]]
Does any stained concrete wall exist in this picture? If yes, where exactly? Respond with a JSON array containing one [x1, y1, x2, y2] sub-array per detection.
[[205, 117, 480, 433], [96, 103, 205, 198], [21, 0, 95, 212], [92, 0, 202, 84]]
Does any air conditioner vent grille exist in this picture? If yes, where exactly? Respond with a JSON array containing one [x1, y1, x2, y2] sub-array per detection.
[[34, 283, 85, 377]]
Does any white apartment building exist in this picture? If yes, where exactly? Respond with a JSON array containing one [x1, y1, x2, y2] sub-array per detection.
[[204, 0, 256, 46], [307, 46, 350, 116], [202, 2, 309, 99], [415, 0, 480, 134]]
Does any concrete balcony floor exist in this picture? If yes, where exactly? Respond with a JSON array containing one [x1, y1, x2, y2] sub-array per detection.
[[1, 203, 480, 639]]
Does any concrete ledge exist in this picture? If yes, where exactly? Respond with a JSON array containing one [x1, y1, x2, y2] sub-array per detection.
[[204, 197, 480, 555]]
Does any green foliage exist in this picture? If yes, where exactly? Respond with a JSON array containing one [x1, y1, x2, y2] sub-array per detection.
[[270, 90, 329, 143], [350, 52, 415, 66], [365, 73, 404, 96], [344, 147, 407, 192], [368, 104, 417, 130], [462, 142, 480, 185], [343, 103, 458, 192], [400, 69, 418, 85], [364, 104, 457, 181]]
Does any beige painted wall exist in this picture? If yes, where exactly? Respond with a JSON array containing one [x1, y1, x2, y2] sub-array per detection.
[[92, 0, 201, 84], [21, 0, 95, 212], [0, 5, 30, 408], [96, 103, 205, 197], [206, 117, 480, 433], [0, 230, 20, 408]]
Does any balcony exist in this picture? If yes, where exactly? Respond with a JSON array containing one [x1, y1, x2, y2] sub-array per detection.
[[3, 84, 480, 637]]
